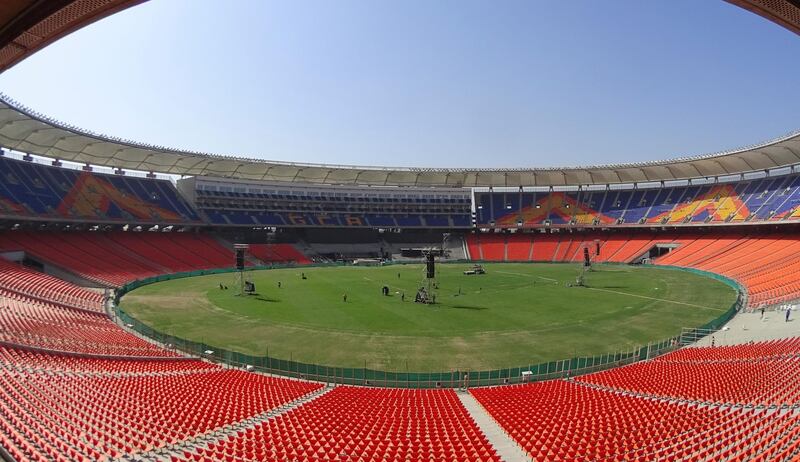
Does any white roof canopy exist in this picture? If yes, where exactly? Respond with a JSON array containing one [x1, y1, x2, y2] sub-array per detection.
[[1, 93, 799, 188]]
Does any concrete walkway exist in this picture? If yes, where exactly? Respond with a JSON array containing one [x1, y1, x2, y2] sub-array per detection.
[[694, 310, 800, 347], [457, 390, 530, 462]]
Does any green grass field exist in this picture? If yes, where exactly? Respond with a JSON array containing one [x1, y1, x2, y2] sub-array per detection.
[[120, 263, 736, 371]]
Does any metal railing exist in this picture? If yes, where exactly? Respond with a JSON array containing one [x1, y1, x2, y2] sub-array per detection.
[[113, 263, 742, 388]]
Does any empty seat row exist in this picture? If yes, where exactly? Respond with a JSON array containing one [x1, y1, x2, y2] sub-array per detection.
[[0, 363, 321, 461], [177, 386, 499, 462], [0, 231, 240, 287], [0, 257, 104, 312], [471, 380, 800, 462], [468, 232, 800, 307]]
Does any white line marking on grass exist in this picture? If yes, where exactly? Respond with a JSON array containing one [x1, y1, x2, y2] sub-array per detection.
[[495, 270, 558, 282], [494, 270, 529, 277], [585, 287, 726, 311]]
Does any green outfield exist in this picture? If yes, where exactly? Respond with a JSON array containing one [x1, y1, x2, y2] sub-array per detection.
[[120, 263, 737, 371]]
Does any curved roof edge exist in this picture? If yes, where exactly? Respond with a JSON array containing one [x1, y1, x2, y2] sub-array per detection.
[[725, 0, 800, 36], [0, 0, 147, 73], [1, 93, 800, 188]]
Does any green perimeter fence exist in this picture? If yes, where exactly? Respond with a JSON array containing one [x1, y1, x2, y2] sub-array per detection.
[[113, 262, 742, 388]]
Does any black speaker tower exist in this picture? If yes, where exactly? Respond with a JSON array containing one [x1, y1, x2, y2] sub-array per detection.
[[235, 249, 245, 270], [233, 244, 249, 296], [426, 253, 435, 279]]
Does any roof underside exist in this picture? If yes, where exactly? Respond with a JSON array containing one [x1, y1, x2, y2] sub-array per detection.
[[725, 0, 800, 36], [0, 0, 145, 73], [1, 94, 800, 187]]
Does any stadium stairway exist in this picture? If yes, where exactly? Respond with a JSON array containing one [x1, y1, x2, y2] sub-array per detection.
[[457, 391, 530, 462], [8, 230, 800, 460], [470, 377, 800, 462], [444, 234, 468, 260], [140, 384, 333, 462], [172, 386, 501, 462], [692, 311, 800, 347]]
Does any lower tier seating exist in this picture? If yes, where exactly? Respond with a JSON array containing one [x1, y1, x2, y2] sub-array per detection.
[[0, 289, 175, 357], [466, 232, 800, 306], [471, 380, 800, 462], [0, 231, 240, 287], [247, 243, 312, 265], [1, 230, 800, 462], [0, 257, 104, 312], [177, 386, 500, 462], [0, 351, 321, 462], [658, 337, 800, 363], [472, 338, 800, 461], [0, 346, 216, 375], [576, 358, 800, 407], [573, 338, 800, 407]]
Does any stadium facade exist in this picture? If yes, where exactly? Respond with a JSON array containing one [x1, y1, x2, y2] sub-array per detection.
[[0, 1, 800, 461]]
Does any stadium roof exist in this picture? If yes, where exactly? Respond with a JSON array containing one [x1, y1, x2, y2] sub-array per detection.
[[0, 0, 798, 188], [726, 0, 800, 36], [1, 93, 800, 188], [0, 0, 145, 73]]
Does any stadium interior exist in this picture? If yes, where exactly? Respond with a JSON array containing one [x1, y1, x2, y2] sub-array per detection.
[[1, 0, 800, 461]]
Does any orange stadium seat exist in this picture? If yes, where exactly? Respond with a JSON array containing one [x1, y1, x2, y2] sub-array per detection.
[[248, 243, 311, 265], [0, 231, 255, 287], [177, 387, 500, 462], [468, 232, 800, 307]]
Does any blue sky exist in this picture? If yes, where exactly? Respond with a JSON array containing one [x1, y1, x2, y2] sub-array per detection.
[[0, 0, 798, 168]]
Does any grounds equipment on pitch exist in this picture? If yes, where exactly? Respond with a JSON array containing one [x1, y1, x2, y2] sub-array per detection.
[[416, 250, 438, 304], [234, 244, 249, 296]]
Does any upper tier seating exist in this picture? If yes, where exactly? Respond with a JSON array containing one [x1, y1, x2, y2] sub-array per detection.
[[0, 156, 200, 223], [476, 177, 800, 227], [201, 209, 471, 228], [195, 184, 472, 228], [177, 386, 500, 462]]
